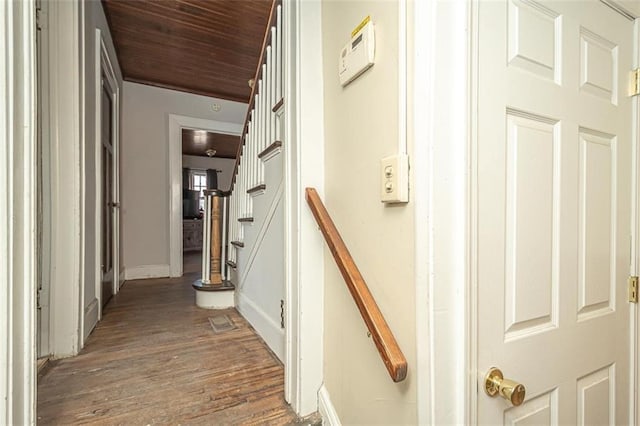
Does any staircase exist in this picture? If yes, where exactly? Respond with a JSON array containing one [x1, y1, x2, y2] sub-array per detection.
[[226, 0, 286, 360]]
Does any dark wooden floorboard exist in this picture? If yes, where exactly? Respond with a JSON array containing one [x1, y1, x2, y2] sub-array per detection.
[[37, 273, 297, 425]]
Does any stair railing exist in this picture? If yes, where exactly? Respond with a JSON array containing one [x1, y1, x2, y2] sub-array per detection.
[[228, 0, 283, 266], [305, 188, 408, 383]]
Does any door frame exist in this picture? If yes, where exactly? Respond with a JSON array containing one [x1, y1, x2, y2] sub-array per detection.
[[0, 0, 37, 423], [413, 1, 640, 424], [282, 0, 326, 416], [168, 114, 242, 278], [95, 28, 121, 319]]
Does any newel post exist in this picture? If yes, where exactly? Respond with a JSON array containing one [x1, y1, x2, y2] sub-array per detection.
[[193, 190, 235, 309]]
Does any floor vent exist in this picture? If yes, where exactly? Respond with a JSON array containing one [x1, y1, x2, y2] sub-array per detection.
[[208, 315, 236, 334]]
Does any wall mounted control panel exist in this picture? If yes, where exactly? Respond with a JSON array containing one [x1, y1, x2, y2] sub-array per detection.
[[380, 154, 409, 203], [339, 17, 375, 87]]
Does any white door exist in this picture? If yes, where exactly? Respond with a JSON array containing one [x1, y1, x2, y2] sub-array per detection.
[[477, 0, 635, 423]]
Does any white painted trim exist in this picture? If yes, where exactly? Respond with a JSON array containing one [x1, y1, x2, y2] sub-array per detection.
[[93, 28, 101, 323], [416, 0, 471, 424], [83, 298, 99, 340], [78, 0, 87, 346], [168, 114, 243, 278], [412, 0, 436, 424], [618, 5, 640, 423], [318, 385, 342, 426], [629, 10, 640, 426], [36, 0, 53, 359], [0, 0, 37, 423], [237, 292, 285, 361], [283, 0, 326, 416], [124, 264, 170, 280], [46, 0, 83, 358]]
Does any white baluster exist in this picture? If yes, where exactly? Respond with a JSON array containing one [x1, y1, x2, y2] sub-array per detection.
[[261, 64, 267, 154], [265, 47, 272, 153], [276, 5, 282, 101], [270, 26, 277, 143]]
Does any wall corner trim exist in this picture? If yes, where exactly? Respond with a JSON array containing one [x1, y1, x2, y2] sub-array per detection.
[[318, 385, 342, 426]]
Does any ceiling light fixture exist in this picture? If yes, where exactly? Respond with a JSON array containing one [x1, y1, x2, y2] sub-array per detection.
[[205, 149, 217, 157]]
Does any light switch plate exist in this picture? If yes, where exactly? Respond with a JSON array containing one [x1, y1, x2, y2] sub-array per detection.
[[380, 154, 409, 203]]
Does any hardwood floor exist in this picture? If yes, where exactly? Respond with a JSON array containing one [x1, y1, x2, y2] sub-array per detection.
[[183, 250, 202, 274], [37, 273, 298, 425]]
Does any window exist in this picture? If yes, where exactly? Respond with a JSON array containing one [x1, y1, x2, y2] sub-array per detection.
[[190, 170, 207, 210]]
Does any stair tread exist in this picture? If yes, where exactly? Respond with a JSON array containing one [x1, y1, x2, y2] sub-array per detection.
[[192, 280, 235, 292], [247, 184, 266, 194], [272, 97, 284, 112], [258, 141, 283, 160]]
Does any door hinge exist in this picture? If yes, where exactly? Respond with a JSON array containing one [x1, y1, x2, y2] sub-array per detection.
[[280, 299, 285, 329], [630, 69, 640, 96], [629, 276, 638, 303], [37, 288, 42, 310]]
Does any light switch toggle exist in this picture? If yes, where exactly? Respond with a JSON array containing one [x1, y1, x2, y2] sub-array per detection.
[[380, 154, 409, 203]]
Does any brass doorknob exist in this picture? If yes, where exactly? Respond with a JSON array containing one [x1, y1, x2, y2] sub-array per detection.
[[484, 367, 526, 406]]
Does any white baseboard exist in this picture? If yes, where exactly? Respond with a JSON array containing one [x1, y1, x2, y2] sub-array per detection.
[[318, 385, 341, 426], [236, 292, 284, 361], [83, 298, 99, 341], [124, 264, 170, 280]]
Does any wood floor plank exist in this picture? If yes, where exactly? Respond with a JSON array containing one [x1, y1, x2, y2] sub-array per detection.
[[37, 274, 298, 425]]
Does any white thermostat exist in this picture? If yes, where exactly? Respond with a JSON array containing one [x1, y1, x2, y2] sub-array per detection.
[[339, 16, 375, 87]]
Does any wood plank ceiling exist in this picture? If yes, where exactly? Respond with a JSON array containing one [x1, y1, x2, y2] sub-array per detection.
[[182, 129, 240, 159], [102, 0, 272, 103]]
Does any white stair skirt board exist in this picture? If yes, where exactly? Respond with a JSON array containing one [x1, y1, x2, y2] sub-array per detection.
[[318, 385, 342, 426], [236, 292, 284, 361], [195, 289, 235, 309], [124, 264, 170, 280]]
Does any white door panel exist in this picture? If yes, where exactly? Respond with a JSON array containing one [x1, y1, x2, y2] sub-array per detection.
[[477, 0, 634, 423]]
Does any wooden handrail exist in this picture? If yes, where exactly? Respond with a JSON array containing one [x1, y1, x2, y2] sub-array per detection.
[[305, 188, 408, 382]]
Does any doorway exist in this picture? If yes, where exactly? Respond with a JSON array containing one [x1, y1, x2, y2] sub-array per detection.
[[474, 0, 636, 423], [95, 30, 121, 321], [100, 78, 116, 308]]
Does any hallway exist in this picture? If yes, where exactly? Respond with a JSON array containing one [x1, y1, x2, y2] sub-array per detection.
[[37, 274, 297, 425]]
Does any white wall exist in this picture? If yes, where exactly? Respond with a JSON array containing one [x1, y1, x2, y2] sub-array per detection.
[[320, 2, 417, 424], [182, 155, 236, 192], [122, 82, 246, 274]]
